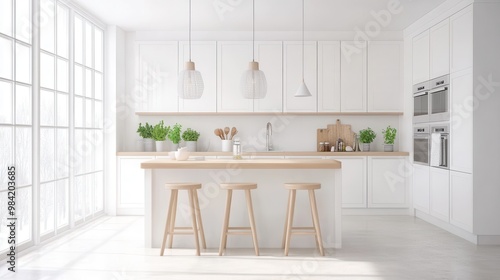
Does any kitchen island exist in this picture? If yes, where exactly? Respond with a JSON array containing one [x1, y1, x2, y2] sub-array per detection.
[[141, 158, 343, 250]]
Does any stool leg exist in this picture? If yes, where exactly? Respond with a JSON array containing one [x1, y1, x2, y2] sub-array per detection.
[[188, 189, 201, 256], [245, 189, 259, 256], [282, 190, 292, 249], [168, 190, 178, 249], [160, 190, 176, 256], [284, 190, 296, 256], [219, 189, 232, 256], [309, 190, 324, 256], [193, 189, 207, 249]]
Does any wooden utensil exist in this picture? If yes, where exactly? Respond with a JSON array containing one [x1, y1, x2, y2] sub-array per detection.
[[214, 129, 222, 140], [224, 127, 230, 140], [231, 128, 238, 139], [219, 128, 225, 140], [230, 127, 237, 140]]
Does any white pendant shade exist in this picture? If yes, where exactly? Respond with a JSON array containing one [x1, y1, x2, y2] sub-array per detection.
[[178, 61, 204, 99], [241, 61, 267, 99], [295, 80, 312, 97]]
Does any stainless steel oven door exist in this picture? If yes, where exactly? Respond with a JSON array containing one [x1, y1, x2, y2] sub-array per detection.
[[429, 86, 449, 122], [413, 126, 430, 165], [413, 92, 429, 123]]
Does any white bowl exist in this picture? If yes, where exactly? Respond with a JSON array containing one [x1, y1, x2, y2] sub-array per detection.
[[175, 151, 190, 161], [168, 151, 176, 160]]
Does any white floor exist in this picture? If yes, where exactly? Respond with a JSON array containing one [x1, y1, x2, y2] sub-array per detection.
[[1, 216, 499, 280]]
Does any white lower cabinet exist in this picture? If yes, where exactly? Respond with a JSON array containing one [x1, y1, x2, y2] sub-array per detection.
[[429, 167, 450, 222], [413, 164, 430, 213], [450, 171, 473, 232], [367, 157, 408, 208], [327, 157, 367, 208], [117, 156, 154, 215]]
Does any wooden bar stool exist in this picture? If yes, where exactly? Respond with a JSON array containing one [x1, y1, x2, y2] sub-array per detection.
[[160, 183, 206, 256], [282, 183, 324, 256], [219, 183, 259, 256]]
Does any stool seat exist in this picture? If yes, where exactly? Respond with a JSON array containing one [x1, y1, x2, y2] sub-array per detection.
[[220, 183, 257, 190], [284, 183, 321, 190], [165, 183, 201, 190]]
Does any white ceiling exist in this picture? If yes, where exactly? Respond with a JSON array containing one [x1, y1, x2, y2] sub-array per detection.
[[73, 0, 447, 32]]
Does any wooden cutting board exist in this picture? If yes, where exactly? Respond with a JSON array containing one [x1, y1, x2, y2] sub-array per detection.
[[316, 129, 330, 151], [316, 119, 356, 151]]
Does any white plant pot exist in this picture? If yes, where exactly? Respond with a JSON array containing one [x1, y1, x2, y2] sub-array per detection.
[[155, 141, 168, 152], [185, 141, 197, 152], [136, 139, 144, 152], [144, 139, 155, 152], [221, 140, 232, 152], [362, 143, 371, 152], [170, 142, 179, 151], [384, 144, 394, 152]]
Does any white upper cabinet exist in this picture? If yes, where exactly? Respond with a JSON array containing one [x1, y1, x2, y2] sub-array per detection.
[[137, 42, 179, 112], [178, 41, 217, 112], [429, 19, 450, 79], [253, 41, 283, 112], [367, 41, 403, 112], [317, 41, 341, 112], [340, 41, 367, 112], [412, 30, 430, 84], [450, 5, 473, 73], [283, 41, 317, 112], [450, 68, 473, 174], [217, 41, 253, 112]]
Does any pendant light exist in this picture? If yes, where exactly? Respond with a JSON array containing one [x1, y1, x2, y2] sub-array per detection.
[[295, 0, 311, 97], [178, 0, 204, 99], [241, 0, 267, 99]]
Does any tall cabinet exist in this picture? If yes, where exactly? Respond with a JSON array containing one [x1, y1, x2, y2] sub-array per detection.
[[340, 41, 367, 112]]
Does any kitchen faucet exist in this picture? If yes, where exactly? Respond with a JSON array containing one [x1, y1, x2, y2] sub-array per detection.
[[266, 122, 273, 151]]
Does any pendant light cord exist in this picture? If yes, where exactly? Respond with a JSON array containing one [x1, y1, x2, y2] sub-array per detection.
[[252, 0, 255, 61], [189, 0, 192, 62], [302, 0, 305, 81]]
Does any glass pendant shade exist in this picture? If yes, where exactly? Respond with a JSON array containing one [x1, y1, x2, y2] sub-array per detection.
[[295, 80, 312, 97], [241, 61, 267, 99], [178, 61, 204, 99]]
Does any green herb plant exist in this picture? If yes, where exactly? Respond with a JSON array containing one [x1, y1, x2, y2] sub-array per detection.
[[359, 127, 377, 144], [382, 126, 397, 145], [137, 122, 154, 139], [151, 120, 170, 141], [168, 123, 182, 144], [182, 128, 200, 142]]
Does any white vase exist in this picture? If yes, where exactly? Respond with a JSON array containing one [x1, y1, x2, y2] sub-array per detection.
[[136, 139, 144, 152], [185, 141, 197, 152], [384, 144, 394, 152], [144, 139, 155, 152], [221, 140, 232, 152], [155, 141, 168, 152], [362, 143, 371, 152]]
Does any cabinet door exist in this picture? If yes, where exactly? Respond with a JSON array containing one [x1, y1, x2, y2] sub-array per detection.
[[450, 171, 473, 232], [430, 19, 450, 79], [117, 157, 154, 215], [178, 41, 216, 112], [450, 5, 473, 73], [283, 41, 317, 112], [413, 164, 430, 213], [429, 167, 450, 222], [318, 41, 341, 112], [367, 41, 403, 112], [341, 41, 367, 112], [450, 68, 473, 173], [412, 30, 430, 84], [331, 157, 367, 208], [254, 41, 283, 112], [367, 157, 408, 208], [217, 41, 253, 112], [137, 42, 179, 112]]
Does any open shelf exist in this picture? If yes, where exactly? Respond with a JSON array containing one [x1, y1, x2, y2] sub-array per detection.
[[135, 111, 404, 116]]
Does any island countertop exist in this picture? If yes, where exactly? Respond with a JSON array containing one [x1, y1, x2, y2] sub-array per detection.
[[141, 158, 342, 169]]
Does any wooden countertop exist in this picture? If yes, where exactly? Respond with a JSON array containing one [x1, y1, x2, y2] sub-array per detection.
[[118, 151, 409, 157], [141, 159, 342, 169]]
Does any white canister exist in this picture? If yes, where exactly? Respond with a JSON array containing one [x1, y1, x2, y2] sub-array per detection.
[[221, 140, 233, 152]]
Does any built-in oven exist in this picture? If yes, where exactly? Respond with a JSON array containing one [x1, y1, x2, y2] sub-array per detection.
[[413, 125, 430, 165], [429, 75, 450, 122], [430, 125, 449, 169], [413, 81, 430, 123]]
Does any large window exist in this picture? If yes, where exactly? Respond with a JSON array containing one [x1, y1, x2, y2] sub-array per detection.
[[0, 0, 105, 254]]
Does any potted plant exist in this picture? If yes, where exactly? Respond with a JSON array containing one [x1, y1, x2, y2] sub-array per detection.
[[359, 127, 376, 152], [167, 123, 182, 150], [382, 126, 397, 152], [137, 122, 155, 152], [152, 120, 170, 152], [182, 128, 200, 152]]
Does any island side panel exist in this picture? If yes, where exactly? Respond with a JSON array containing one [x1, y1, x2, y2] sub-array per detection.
[[149, 169, 340, 249]]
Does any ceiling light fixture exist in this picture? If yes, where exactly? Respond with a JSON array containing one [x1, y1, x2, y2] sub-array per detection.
[[295, 0, 311, 97], [241, 0, 267, 99], [178, 0, 204, 99]]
